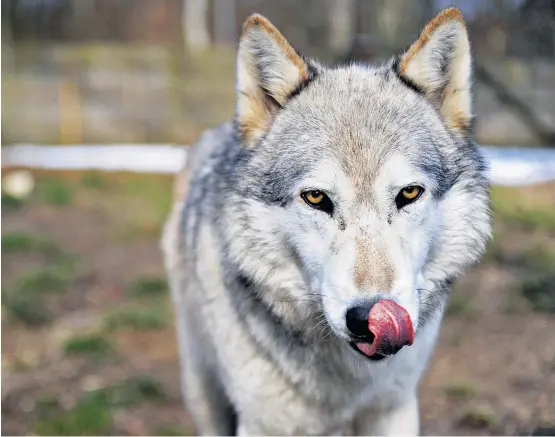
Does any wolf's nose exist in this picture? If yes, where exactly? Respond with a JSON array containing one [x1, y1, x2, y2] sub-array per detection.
[[345, 304, 374, 340]]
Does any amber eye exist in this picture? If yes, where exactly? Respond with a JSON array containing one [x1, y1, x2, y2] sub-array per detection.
[[301, 190, 334, 214], [395, 185, 424, 209], [305, 190, 324, 204]]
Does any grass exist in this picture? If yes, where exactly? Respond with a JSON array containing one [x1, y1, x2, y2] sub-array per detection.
[[33, 376, 165, 436], [516, 275, 555, 314], [445, 292, 477, 319], [80, 172, 111, 190], [1, 289, 53, 326], [1, 192, 25, 211], [116, 220, 163, 240], [491, 186, 555, 233], [515, 245, 555, 272], [1, 232, 61, 254], [445, 380, 477, 400], [503, 244, 555, 314], [15, 262, 74, 295], [36, 176, 73, 206], [62, 333, 116, 360], [84, 376, 166, 408], [103, 305, 168, 332], [126, 275, 168, 298], [34, 397, 112, 436], [36, 394, 61, 413], [458, 405, 498, 430], [2, 256, 75, 326], [153, 424, 193, 436], [113, 176, 173, 240]]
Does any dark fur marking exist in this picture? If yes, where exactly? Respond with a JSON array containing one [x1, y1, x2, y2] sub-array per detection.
[[392, 57, 425, 95], [338, 218, 346, 231], [260, 86, 284, 110], [286, 60, 319, 101], [227, 269, 308, 349]]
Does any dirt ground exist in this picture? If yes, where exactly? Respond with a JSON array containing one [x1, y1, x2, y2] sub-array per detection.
[[2, 171, 554, 436]]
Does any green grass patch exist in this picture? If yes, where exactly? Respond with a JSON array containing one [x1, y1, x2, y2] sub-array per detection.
[[120, 177, 172, 221], [84, 376, 166, 409], [35, 397, 112, 436], [115, 219, 163, 240], [515, 275, 555, 314], [153, 423, 193, 436], [113, 176, 173, 241], [491, 188, 555, 233], [458, 405, 498, 430], [33, 375, 165, 436], [36, 394, 61, 414], [2, 288, 53, 326], [2, 256, 75, 326], [445, 292, 477, 319], [2, 232, 62, 255], [445, 380, 478, 400], [126, 275, 168, 298], [36, 176, 73, 206], [63, 333, 116, 360], [1, 192, 25, 211], [103, 305, 168, 332], [80, 172, 112, 190], [15, 262, 74, 295], [515, 245, 555, 272]]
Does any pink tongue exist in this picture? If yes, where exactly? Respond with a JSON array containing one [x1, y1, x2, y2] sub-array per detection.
[[357, 299, 414, 357]]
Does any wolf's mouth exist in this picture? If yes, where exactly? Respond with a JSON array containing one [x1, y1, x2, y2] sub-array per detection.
[[348, 299, 415, 361], [349, 342, 388, 361]]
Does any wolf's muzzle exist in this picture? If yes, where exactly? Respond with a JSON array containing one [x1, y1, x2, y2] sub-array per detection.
[[346, 299, 414, 361]]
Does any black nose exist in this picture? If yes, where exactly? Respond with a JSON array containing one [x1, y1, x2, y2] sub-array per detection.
[[346, 304, 374, 340]]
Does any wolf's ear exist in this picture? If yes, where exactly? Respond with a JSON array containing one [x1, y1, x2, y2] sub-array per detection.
[[396, 8, 471, 133], [236, 14, 316, 146]]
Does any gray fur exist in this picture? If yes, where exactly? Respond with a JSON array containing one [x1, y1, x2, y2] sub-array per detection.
[[162, 9, 490, 436]]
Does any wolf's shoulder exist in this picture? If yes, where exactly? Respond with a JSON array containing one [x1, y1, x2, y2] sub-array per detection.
[[187, 121, 235, 176]]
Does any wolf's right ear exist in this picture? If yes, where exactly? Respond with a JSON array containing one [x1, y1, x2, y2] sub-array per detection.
[[396, 8, 472, 134], [236, 14, 317, 146]]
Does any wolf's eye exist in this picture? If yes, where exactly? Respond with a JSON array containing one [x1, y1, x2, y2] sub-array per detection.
[[396, 185, 424, 209], [301, 190, 334, 214]]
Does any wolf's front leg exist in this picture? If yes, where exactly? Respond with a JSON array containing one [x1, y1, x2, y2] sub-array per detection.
[[353, 394, 419, 436]]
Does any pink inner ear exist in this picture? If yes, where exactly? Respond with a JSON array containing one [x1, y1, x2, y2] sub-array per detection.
[[367, 300, 414, 354]]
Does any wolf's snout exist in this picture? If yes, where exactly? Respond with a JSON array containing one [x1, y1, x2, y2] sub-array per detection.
[[347, 299, 415, 360]]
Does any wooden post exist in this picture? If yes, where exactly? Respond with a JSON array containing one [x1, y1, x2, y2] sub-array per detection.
[[58, 81, 83, 144], [183, 0, 210, 50]]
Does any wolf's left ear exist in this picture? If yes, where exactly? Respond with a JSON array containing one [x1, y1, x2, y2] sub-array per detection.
[[236, 14, 317, 146], [396, 8, 471, 133]]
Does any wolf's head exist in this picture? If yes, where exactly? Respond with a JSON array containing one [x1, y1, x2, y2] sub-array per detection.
[[224, 8, 491, 360]]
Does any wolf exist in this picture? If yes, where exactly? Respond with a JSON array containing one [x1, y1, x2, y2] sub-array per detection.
[[161, 7, 491, 436]]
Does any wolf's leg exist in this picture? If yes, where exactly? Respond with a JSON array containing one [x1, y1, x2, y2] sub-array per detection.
[[353, 394, 419, 436]]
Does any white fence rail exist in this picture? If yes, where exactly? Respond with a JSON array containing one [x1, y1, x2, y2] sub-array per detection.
[[3, 144, 555, 187]]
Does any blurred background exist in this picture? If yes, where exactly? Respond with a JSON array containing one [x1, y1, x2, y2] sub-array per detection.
[[1, 0, 554, 435]]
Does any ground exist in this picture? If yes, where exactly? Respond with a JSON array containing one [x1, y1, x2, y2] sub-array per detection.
[[1, 171, 554, 436]]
